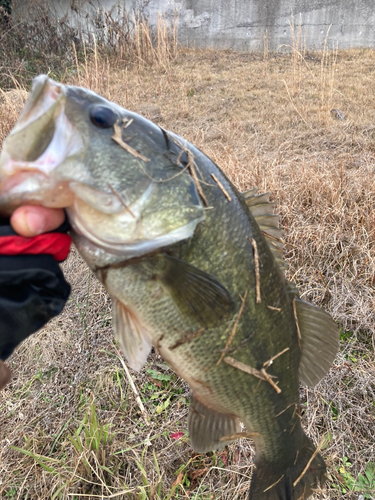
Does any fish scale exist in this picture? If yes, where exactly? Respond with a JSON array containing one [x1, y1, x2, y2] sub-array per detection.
[[0, 75, 339, 500]]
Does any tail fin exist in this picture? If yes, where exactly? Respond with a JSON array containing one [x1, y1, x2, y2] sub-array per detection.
[[249, 434, 326, 500]]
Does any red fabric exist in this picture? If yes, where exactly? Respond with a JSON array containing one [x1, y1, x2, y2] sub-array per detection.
[[0, 233, 72, 261]]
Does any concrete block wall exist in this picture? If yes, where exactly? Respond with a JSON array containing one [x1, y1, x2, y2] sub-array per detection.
[[15, 0, 375, 52], [148, 0, 375, 51]]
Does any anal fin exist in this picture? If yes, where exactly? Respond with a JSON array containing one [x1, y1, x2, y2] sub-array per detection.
[[188, 397, 240, 452], [112, 298, 152, 371]]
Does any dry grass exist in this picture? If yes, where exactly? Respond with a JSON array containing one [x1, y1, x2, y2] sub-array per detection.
[[1, 35, 375, 499], [0, 0, 179, 89]]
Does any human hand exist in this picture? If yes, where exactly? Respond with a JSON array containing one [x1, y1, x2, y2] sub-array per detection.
[[0, 206, 68, 390]]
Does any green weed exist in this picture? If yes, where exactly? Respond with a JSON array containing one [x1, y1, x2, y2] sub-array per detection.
[[334, 458, 375, 498], [68, 400, 114, 453]]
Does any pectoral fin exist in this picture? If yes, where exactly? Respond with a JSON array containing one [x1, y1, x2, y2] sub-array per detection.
[[155, 255, 235, 328], [188, 397, 241, 452], [294, 298, 339, 387], [112, 299, 152, 371]]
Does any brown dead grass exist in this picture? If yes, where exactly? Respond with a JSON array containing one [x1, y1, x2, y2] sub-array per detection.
[[1, 44, 375, 499]]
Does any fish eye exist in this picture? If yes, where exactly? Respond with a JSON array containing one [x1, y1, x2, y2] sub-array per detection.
[[89, 106, 117, 128]]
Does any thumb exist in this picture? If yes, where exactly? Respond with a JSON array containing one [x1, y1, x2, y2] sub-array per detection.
[[0, 360, 11, 390], [10, 206, 65, 237]]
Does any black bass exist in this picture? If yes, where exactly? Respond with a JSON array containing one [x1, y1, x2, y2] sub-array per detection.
[[0, 75, 338, 500]]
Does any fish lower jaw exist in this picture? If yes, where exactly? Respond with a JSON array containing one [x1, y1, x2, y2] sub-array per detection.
[[68, 211, 204, 260]]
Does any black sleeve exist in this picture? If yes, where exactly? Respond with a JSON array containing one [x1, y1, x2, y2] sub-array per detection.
[[0, 220, 71, 361]]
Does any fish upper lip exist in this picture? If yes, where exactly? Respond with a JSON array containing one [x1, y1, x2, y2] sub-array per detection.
[[11, 75, 65, 135], [0, 75, 84, 178], [0, 113, 84, 178]]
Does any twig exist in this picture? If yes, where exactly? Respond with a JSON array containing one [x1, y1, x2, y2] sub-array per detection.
[[317, 269, 328, 288], [189, 156, 208, 206], [275, 403, 297, 418], [112, 123, 150, 162], [169, 134, 208, 205], [354, 256, 369, 281], [107, 183, 135, 218], [117, 355, 149, 425], [263, 474, 285, 492], [250, 238, 261, 303], [216, 290, 248, 366], [211, 173, 232, 201], [261, 230, 284, 246], [68, 489, 138, 498], [263, 474, 285, 493], [293, 436, 325, 487], [292, 298, 302, 345], [263, 347, 289, 369], [122, 117, 134, 128], [260, 368, 282, 394], [220, 431, 260, 441], [267, 305, 281, 312], [223, 356, 281, 394]]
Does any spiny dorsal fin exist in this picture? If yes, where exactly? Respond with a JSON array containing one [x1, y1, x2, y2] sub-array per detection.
[[288, 290, 339, 386], [242, 188, 287, 271]]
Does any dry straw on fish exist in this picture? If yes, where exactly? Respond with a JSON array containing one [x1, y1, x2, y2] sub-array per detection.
[[1, 9, 375, 499], [211, 173, 232, 202], [223, 356, 282, 394], [112, 123, 150, 162], [250, 238, 262, 304], [216, 290, 248, 366]]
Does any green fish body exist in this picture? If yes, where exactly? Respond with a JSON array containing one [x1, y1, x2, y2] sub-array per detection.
[[0, 76, 339, 500]]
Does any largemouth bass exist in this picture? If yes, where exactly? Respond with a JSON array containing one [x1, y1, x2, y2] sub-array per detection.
[[0, 75, 339, 500]]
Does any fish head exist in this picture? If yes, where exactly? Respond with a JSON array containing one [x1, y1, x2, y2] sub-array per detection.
[[0, 75, 204, 258]]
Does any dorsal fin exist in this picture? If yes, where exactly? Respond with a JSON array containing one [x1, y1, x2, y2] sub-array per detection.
[[242, 188, 287, 271], [244, 189, 339, 387], [293, 296, 339, 387]]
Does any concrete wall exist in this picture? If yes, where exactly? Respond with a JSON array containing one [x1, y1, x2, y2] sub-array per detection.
[[15, 0, 375, 52], [150, 0, 375, 51]]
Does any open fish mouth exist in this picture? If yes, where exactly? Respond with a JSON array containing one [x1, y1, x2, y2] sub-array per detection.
[[0, 75, 82, 172], [0, 75, 205, 257], [0, 75, 84, 212]]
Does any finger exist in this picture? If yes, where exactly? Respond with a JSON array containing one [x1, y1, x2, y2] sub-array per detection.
[[0, 360, 11, 390], [10, 206, 65, 237]]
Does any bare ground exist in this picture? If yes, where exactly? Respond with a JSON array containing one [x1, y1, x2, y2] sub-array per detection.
[[0, 45, 375, 499]]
